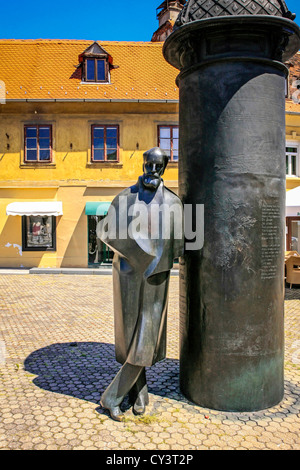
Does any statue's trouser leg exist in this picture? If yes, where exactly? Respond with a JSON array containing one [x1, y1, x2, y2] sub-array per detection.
[[101, 362, 144, 409], [128, 368, 149, 410]]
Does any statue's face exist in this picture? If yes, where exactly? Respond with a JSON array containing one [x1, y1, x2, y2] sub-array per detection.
[[142, 153, 166, 190]]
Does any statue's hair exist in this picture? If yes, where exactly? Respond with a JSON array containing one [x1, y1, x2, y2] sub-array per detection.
[[143, 147, 169, 169]]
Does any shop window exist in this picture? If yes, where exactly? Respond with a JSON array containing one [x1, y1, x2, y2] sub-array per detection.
[[88, 215, 113, 265], [91, 125, 119, 162], [158, 125, 179, 162], [24, 125, 52, 162], [286, 144, 299, 177], [22, 215, 56, 251]]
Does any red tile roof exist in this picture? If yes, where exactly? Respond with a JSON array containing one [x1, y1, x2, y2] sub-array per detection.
[[0, 39, 179, 101], [1, 38, 299, 111]]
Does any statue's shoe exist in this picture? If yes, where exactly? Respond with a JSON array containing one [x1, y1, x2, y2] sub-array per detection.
[[100, 400, 124, 422], [129, 387, 149, 416], [133, 403, 146, 416]]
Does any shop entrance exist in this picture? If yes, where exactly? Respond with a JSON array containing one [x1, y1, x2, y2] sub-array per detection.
[[88, 215, 113, 265], [286, 216, 300, 252]]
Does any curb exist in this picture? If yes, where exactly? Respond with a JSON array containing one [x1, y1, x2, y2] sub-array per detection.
[[0, 268, 180, 276], [29, 268, 113, 275]]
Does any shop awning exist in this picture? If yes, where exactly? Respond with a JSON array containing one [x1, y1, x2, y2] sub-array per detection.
[[85, 202, 111, 216], [286, 186, 300, 207], [286, 187, 300, 216], [6, 201, 63, 216]]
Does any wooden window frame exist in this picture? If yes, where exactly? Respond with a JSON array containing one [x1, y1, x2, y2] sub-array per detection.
[[22, 215, 57, 252], [91, 124, 119, 162], [157, 125, 179, 162], [24, 124, 53, 163], [85, 58, 108, 83]]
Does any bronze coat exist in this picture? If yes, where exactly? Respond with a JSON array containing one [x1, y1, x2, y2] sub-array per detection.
[[98, 178, 184, 367]]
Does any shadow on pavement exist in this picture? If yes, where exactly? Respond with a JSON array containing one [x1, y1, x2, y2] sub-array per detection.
[[24, 342, 184, 414], [285, 285, 300, 300], [24, 341, 300, 417]]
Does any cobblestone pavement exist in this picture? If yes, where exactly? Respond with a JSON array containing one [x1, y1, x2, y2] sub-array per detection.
[[0, 274, 299, 451]]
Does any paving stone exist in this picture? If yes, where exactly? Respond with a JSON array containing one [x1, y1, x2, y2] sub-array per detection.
[[0, 275, 299, 450]]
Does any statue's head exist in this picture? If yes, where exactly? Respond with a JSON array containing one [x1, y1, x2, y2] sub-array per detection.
[[142, 147, 169, 190]]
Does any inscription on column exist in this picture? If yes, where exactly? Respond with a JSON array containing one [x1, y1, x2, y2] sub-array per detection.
[[261, 202, 281, 280]]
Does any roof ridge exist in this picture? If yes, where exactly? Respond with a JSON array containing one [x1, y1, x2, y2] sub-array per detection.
[[0, 38, 159, 45]]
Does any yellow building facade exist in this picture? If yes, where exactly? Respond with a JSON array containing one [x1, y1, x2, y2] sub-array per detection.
[[0, 40, 180, 268], [285, 108, 300, 252], [0, 104, 179, 268], [285, 52, 300, 252], [0, 40, 178, 268], [1, 39, 300, 267]]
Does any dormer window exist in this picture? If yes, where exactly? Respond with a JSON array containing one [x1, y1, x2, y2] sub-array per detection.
[[86, 58, 107, 82], [79, 42, 116, 84]]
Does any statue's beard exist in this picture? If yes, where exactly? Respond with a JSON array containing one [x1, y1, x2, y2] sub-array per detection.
[[142, 174, 161, 189]]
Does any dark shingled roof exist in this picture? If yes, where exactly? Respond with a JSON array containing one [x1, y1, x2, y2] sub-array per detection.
[[174, 0, 296, 29]]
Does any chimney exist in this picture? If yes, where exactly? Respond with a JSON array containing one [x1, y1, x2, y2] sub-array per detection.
[[151, 1, 186, 42]]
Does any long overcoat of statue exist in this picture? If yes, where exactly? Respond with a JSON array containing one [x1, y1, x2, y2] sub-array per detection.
[[97, 147, 184, 420]]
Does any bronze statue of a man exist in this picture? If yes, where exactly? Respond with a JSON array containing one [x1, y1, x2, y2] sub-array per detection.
[[97, 147, 184, 421]]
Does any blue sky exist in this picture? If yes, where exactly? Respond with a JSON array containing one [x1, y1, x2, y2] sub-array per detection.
[[288, 0, 300, 26], [1, 0, 160, 41], [1, 0, 300, 42]]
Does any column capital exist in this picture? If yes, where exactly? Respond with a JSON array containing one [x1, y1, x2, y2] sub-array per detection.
[[163, 16, 300, 74]]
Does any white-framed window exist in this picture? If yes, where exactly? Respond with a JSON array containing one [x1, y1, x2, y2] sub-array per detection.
[[286, 142, 299, 177]]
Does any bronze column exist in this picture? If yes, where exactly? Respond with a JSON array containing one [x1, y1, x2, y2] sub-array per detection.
[[163, 3, 300, 411]]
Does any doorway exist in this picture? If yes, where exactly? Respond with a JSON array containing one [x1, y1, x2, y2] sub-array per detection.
[[286, 216, 300, 252], [88, 215, 113, 265]]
